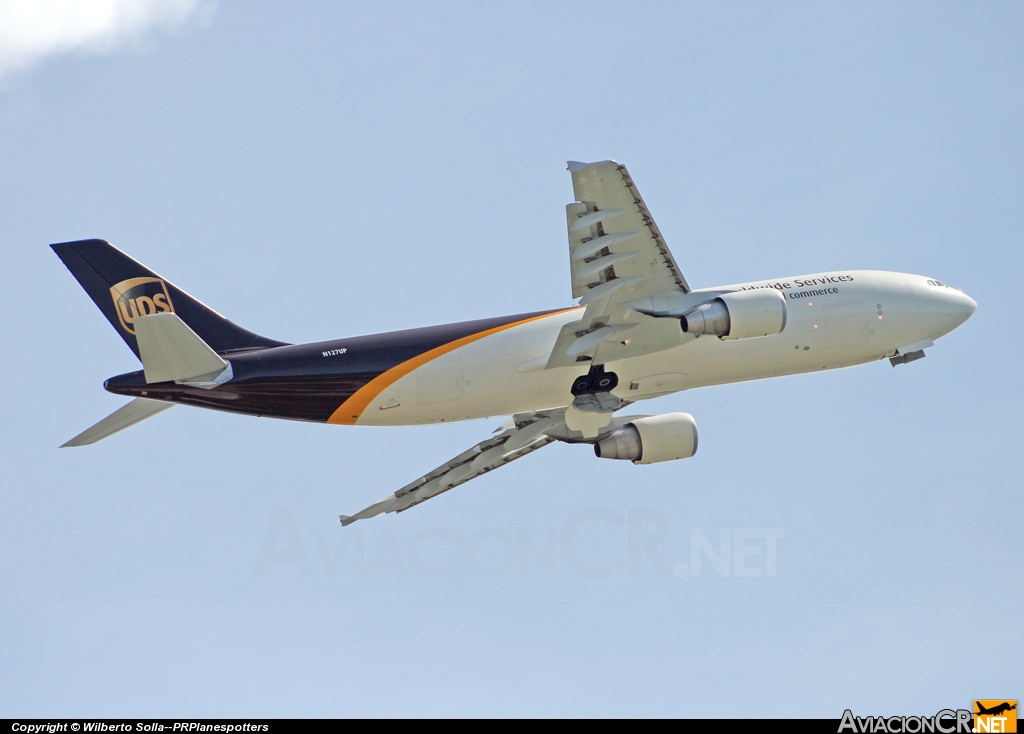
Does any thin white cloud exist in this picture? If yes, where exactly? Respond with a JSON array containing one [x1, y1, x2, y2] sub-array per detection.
[[0, 0, 210, 79]]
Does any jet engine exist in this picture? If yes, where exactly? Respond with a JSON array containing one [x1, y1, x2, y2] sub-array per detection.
[[594, 413, 698, 465], [681, 289, 787, 339]]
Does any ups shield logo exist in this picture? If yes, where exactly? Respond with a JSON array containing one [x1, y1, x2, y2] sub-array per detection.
[[110, 277, 175, 334]]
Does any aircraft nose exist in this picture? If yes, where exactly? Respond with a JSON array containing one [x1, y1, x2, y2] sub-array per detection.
[[942, 289, 977, 332], [963, 292, 977, 317]]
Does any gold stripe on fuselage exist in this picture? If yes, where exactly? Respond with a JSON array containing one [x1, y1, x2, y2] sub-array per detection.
[[327, 308, 580, 425]]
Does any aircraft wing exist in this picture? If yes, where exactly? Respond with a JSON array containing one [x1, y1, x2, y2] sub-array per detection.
[[340, 408, 566, 525], [547, 160, 694, 368]]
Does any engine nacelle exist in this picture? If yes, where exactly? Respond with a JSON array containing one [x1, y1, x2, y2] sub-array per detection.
[[594, 412, 698, 465], [681, 288, 787, 339]]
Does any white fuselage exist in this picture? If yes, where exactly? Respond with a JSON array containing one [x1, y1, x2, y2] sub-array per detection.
[[357, 270, 976, 426]]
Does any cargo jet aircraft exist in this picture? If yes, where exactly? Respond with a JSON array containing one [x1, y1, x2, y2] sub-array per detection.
[[52, 160, 977, 524]]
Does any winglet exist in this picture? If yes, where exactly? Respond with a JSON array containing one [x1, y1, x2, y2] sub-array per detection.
[[566, 160, 616, 173], [339, 496, 395, 526]]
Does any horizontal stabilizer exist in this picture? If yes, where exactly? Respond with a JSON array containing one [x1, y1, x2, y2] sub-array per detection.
[[134, 313, 228, 384], [61, 398, 175, 447]]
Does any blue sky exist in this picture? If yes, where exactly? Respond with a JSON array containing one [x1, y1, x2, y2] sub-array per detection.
[[1, 0, 1021, 717]]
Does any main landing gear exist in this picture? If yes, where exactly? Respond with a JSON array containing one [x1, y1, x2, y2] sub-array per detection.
[[570, 364, 622, 413]]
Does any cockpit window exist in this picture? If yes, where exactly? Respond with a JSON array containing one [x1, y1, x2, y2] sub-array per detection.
[[926, 279, 947, 287]]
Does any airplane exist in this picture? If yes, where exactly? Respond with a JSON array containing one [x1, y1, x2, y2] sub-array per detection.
[[976, 702, 1017, 717], [51, 160, 977, 525]]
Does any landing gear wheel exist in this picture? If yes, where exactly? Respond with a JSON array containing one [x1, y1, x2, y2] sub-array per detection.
[[570, 364, 619, 397]]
